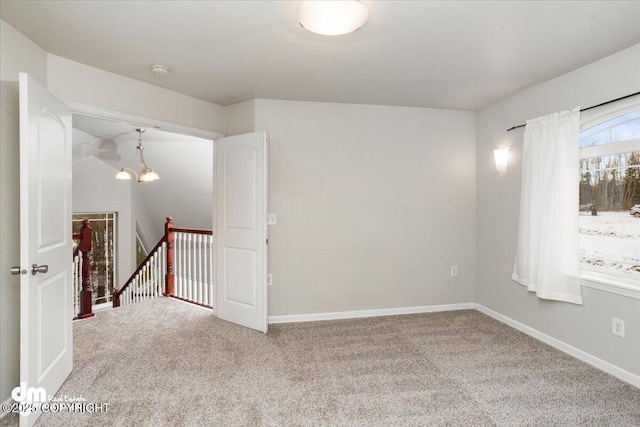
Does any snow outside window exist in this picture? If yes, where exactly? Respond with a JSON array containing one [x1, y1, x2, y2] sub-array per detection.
[[579, 109, 640, 289]]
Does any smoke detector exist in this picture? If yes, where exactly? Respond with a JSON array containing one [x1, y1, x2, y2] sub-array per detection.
[[150, 64, 169, 76]]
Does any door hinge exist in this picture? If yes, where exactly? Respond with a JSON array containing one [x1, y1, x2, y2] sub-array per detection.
[[266, 239, 269, 245]]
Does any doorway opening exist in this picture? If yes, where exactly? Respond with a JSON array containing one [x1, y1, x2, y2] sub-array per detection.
[[70, 110, 217, 313]]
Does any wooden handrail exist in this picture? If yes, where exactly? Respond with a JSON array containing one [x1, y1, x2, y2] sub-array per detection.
[[172, 227, 213, 235]]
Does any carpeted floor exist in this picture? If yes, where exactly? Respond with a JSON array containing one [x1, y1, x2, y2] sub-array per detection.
[[2, 297, 639, 426]]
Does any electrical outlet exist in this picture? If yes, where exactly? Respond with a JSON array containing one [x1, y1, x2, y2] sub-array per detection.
[[267, 274, 273, 286], [268, 213, 277, 225], [612, 318, 625, 337], [450, 266, 458, 277]]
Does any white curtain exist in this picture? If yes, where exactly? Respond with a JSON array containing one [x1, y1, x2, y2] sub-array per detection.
[[512, 107, 583, 305]]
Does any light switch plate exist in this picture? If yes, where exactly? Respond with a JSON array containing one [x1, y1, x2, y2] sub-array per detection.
[[268, 213, 277, 225]]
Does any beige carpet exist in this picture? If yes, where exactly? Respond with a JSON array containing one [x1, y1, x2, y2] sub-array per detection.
[[2, 297, 639, 426]]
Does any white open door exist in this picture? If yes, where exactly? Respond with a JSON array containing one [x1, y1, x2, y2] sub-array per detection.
[[215, 131, 268, 333], [18, 73, 73, 427]]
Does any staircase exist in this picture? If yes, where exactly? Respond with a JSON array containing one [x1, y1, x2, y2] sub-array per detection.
[[72, 216, 213, 318]]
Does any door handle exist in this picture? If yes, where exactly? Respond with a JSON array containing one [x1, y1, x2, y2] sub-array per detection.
[[31, 264, 48, 275], [11, 266, 27, 275]]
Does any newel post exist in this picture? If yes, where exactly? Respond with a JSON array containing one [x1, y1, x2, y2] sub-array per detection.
[[164, 216, 175, 296], [76, 219, 95, 319]]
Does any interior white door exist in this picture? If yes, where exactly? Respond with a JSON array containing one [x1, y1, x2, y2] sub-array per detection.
[[215, 131, 268, 333], [18, 73, 73, 427]]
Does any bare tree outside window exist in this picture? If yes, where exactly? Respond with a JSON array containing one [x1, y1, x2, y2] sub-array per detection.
[[579, 110, 640, 280], [72, 213, 116, 306]]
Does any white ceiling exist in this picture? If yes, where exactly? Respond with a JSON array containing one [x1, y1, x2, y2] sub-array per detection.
[[2, 1, 639, 110], [73, 114, 213, 234]]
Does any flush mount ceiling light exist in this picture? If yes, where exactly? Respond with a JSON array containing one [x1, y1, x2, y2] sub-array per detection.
[[299, 1, 369, 36], [115, 129, 160, 182]]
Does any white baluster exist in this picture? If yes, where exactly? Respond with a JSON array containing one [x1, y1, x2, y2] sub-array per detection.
[[198, 234, 203, 304], [160, 244, 166, 296], [154, 252, 159, 297], [157, 251, 162, 296], [174, 234, 179, 298], [148, 256, 153, 299], [146, 261, 150, 300], [133, 272, 142, 303], [183, 233, 188, 300], [185, 233, 191, 301], [192, 234, 197, 303], [202, 237, 208, 306], [73, 255, 79, 314], [180, 232, 186, 298], [207, 236, 214, 307], [193, 233, 198, 302], [148, 259, 152, 299], [175, 233, 181, 298], [203, 235, 208, 306], [141, 267, 146, 302], [145, 263, 149, 301], [179, 232, 184, 298]]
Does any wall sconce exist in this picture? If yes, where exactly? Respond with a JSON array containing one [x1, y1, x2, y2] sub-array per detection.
[[494, 148, 510, 174]]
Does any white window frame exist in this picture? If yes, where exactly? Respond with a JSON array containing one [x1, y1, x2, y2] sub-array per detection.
[[579, 97, 640, 299]]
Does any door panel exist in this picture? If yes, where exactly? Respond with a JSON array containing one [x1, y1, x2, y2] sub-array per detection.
[[19, 73, 73, 427], [225, 148, 257, 230], [224, 247, 256, 306], [215, 132, 268, 333]]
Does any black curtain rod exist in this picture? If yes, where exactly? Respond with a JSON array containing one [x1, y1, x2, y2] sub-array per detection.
[[506, 91, 640, 132]]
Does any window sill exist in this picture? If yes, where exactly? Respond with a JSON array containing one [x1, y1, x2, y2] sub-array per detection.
[[581, 271, 640, 300]]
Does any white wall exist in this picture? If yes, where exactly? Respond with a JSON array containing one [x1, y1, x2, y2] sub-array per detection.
[[0, 20, 47, 85], [47, 54, 226, 135], [253, 99, 477, 316], [476, 43, 640, 377], [0, 18, 48, 407], [73, 157, 137, 288], [226, 99, 255, 136], [132, 187, 160, 251]]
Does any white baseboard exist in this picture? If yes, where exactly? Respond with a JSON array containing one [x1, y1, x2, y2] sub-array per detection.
[[0, 396, 13, 420], [475, 304, 640, 389], [268, 303, 475, 324]]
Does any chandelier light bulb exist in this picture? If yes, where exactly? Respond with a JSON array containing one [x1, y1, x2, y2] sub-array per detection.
[[115, 168, 132, 180]]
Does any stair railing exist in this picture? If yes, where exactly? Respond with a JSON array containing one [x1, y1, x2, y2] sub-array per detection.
[[173, 228, 214, 307], [113, 217, 214, 309]]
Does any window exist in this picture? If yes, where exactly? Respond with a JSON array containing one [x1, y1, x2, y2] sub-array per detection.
[[72, 212, 117, 306], [136, 234, 148, 266], [579, 109, 640, 290]]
